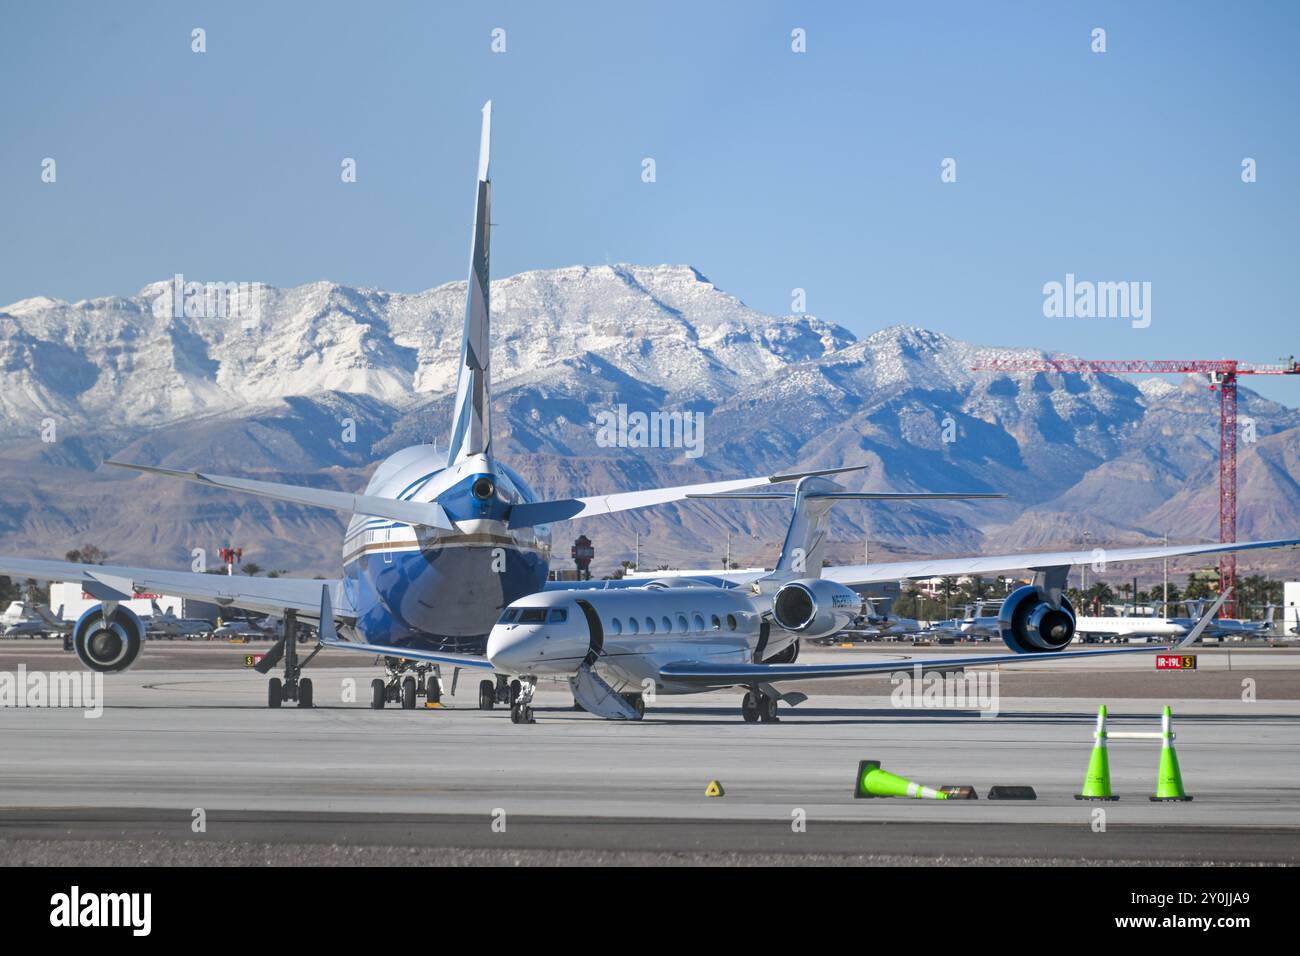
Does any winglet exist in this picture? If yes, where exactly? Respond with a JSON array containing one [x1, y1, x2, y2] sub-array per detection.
[[1174, 587, 1230, 650], [478, 100, 492, 182]]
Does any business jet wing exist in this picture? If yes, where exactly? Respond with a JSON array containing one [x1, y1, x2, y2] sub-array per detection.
[[0, 554, 353, 621], [660, 537, 1300, 588], [586, 537, 1300, 593], [819, 537, 1300, 587], [660, 590, 1227, 688]]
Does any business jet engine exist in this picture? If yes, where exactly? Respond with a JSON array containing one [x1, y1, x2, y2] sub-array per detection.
[[72, 603, 145, 672], [771, 579, 861, 639], [997, 585, 1076, 653]]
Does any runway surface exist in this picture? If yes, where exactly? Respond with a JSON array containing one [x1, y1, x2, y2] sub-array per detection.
[[2, 642, 1298, 864]]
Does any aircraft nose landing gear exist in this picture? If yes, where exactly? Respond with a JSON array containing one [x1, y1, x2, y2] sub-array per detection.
[[509, 679, 537, 724]]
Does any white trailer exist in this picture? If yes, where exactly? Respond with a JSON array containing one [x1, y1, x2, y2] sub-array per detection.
[[49, 582, 181, 621]]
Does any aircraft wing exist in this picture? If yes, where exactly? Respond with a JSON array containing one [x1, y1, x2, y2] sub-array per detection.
[[505, 465, 867, 529], [661, 644, 1178, 686], [660, 590, 1226, 689], [819, 537, 1300, 586], [559, 538, 1300, 592], [105, 461, 456, 531], [318, 637, 493, 670], [0, 555, 353, 621]]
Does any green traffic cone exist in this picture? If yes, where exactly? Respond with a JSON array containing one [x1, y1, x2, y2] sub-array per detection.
[[854, 760, 948, 800], [1151, 705, 1193, 802], [1076, 705, 1119, 800]]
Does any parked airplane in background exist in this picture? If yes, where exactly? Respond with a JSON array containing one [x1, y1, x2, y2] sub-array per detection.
[[144, 600, 212, 639], [211, 617, 275, 641], [372, 476, 1243, 723], [1, 600, 39, 628], [857, 598, 922, 638], [1075, 604, 1278, 643], [1074, 612, 1187, 642], [0, 102, 856, 709], [1184, 602, 1277, 639], [2, 603, 71, 638], [920, 602, 1000, 642]]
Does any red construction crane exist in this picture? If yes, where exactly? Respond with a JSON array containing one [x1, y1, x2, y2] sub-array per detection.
[[970, 356, 1300, 616]]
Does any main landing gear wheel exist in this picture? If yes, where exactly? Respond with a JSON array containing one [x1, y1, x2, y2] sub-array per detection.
[[370, 678, 385, 709], [261, 607, 322, 709], [478, 679, 495, 710], [401, 676, 417, 710], [621, 693, 645, 719], [741, 690, 778, 723], [510, 704, 535, 724], [426, 675, 442, 704]]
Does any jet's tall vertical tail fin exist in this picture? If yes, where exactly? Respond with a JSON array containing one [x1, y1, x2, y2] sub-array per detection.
[[765, 482, 1004, 579], [446, 100, 493, 466], [774, 478, 841, 577]]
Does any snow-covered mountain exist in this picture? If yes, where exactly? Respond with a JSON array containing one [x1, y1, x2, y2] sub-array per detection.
[[1, 264, 1297, 575], [0, 264, 849, 434]]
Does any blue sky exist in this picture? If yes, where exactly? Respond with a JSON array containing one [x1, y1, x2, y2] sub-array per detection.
[[3, 1, 1298, 403]]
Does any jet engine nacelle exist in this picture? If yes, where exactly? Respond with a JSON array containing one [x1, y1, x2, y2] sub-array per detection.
[[73, 604, 144, 672], [772, 579, 861, 639], [998, 585, 1076, 653]]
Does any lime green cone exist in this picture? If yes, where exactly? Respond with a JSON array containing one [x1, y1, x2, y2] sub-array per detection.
[[1151, 706, 1193, 802], [1076, 705, 1119, 800], [854, 760, 948, 799]]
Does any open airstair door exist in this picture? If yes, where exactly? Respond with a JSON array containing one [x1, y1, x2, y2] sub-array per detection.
[[568, 598, 639, 718], [569, 664, 642, 720]]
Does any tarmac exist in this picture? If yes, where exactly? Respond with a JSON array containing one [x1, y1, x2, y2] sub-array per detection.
[[1, 639, 1298, 864]]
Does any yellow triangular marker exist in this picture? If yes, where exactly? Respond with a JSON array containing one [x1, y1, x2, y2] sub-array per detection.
[[704, 780, 725, 797]]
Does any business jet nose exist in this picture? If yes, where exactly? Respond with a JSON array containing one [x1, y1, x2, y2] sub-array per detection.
[[486, 625, 533, 673]]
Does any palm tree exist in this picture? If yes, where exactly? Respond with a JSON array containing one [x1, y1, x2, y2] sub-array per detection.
[[1084, 581, 1114, 614]]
